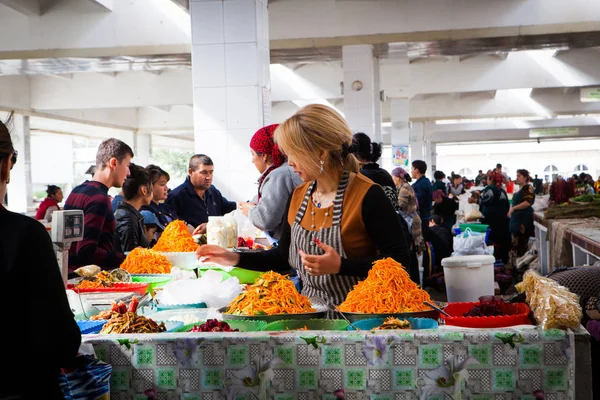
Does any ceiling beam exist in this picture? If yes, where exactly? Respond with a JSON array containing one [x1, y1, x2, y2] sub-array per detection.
[[169, 0, 189, 12], [0, 0, 41, 16], [83, 0, 113, 12]]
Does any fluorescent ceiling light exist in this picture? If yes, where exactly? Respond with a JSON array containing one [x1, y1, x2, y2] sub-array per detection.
[[434, 116, 545, 125], [499, 88, 533, 97], [555, 113, 600, 119]]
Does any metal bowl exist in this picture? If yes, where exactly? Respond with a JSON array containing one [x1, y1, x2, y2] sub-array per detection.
[[340, 309, 440, 322], [218, 307, 326, 323]]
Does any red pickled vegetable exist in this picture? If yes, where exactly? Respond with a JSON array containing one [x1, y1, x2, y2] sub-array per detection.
[[190, 319, 239, 332], [128, 297, 139, 313]]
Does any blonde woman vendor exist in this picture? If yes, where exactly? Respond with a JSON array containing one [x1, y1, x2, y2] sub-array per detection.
[[198, 104, 411, 312]]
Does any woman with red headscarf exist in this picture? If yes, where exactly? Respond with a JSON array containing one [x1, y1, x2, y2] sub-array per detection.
[[239, 124, 303, 242]]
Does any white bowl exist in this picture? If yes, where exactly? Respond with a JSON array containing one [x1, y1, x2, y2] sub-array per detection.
[[159, 252, 198, 270]]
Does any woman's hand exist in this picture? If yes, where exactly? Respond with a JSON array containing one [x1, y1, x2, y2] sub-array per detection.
[[193, 223, 207, 235], [298, 241, 341, 276], [507, 207, 513, 218], [238, 202, 256, 217], [197, 245, 240, 266]]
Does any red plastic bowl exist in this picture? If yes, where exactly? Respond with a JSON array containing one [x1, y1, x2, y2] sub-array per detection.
[[442, 302, 531, 328], [68, 282, 149, 295]]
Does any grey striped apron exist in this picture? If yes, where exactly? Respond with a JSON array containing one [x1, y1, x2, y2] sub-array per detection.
[[289, 171, 360, 317]]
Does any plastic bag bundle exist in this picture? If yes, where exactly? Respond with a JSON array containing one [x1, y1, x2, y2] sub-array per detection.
[[515, 270, 582, 330], [155, 270, 241, 308], [207, 213, 238, 248], [74, 265, 101, 278], [452, 228, 494, 256]]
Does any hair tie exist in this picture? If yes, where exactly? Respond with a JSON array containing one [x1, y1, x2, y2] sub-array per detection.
[[341, 142, 355, 158]]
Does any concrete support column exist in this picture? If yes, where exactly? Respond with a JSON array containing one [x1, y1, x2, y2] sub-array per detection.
[[410, 122, 425, 166], [190, 0, 271, 200], [343, 45, 381, 140], [134, 133, 152, 167], [426, 140, 437, 175], [8, 114, 33, 213], [391, 98, 410, 168]]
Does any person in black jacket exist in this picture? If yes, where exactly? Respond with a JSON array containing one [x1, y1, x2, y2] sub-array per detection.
[[114, 163, 154, 252], [353, 132, 399, 210], [428, 214, 453, 269], [0, 114, 81, 399], [432, 189, 459, 231], [469, 174, 511, 263]]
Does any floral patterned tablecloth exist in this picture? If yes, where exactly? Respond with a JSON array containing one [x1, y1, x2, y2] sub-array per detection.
[[82, 325, 579, 400]]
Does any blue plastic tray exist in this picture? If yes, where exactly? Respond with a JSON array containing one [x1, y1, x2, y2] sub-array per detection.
[[347, 317, 438, 331], [156, 302, 207, 311], [76, 320, 107, 334]]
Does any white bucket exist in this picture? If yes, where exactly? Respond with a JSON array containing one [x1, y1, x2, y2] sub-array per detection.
[[441, 255, 495, 302]]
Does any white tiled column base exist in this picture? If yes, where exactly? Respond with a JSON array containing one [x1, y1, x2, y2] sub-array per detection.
[[7, 114, 33, 213], [191, 0, 271, 201], [134, 134, 152, 167], [343, 45, 380, 139]]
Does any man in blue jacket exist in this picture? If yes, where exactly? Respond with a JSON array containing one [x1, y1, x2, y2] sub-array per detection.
[[166, 154, 236, 233], [411, 159, 432, 240]]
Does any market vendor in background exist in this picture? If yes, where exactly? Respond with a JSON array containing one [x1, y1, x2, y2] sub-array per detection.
[[432, 189, 458, 231], [469, 173, 511, 263], [64, 138, 132, 273], [238, 124, 302, 243], [141, 164, 179, 236], [411, 159, 432, 240], [447, 174, 465, 199], [198, 104, 411, 311], [392, 166, 424, 284], [35, 184, 63, 222], [353, 132, 399, 210], [475, 170, 486, 186], [508, 169, 535, 257], [432, 170, 447, 194], [114, 163, 154, 252], [166, 154, 236, 235], [1, 114, 81, 399]]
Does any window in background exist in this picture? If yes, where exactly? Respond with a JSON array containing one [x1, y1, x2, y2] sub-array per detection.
[[150, 148, 195, 186], [544, 164, 559, 182], [458, 168, 473, 178]]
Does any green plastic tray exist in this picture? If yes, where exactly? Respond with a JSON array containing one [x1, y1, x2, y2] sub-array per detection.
[[174, 319, 267, 333], [263, 319, 349, 331], [198, 267, 262, 284], [459, 223, 489, 233], [131, 274, 171, 293]]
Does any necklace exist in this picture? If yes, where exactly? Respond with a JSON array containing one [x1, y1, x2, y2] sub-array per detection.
[[310, 202, 333, 230], [312, 191, 335, 209]]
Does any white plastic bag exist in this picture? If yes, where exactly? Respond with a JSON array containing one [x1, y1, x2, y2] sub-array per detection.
[[233, 209, 256, 243], [452, 228, 494, 256], [156, 270, 241, 308]]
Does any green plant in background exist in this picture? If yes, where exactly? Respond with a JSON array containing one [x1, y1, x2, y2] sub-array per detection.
[[151, 149, 195, 185]]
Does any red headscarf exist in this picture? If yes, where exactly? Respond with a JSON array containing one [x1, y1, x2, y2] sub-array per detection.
[[249, 124, 285, 168], [250, 124, 286, 199]]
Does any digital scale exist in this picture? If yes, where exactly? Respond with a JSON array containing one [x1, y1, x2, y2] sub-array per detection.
[[50, 210, 84, 287]]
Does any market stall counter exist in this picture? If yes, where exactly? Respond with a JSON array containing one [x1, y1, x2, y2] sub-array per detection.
[[81, 324, 591, 399]]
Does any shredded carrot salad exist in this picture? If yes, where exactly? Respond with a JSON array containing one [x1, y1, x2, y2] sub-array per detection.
[[120, 248, 172, 274], [153, 220, 198, 252], [226, 271, 316, 316], [338, 258, 433, 313]]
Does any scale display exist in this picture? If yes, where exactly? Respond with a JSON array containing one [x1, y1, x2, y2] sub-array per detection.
[[51, 210, 84, 243]]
